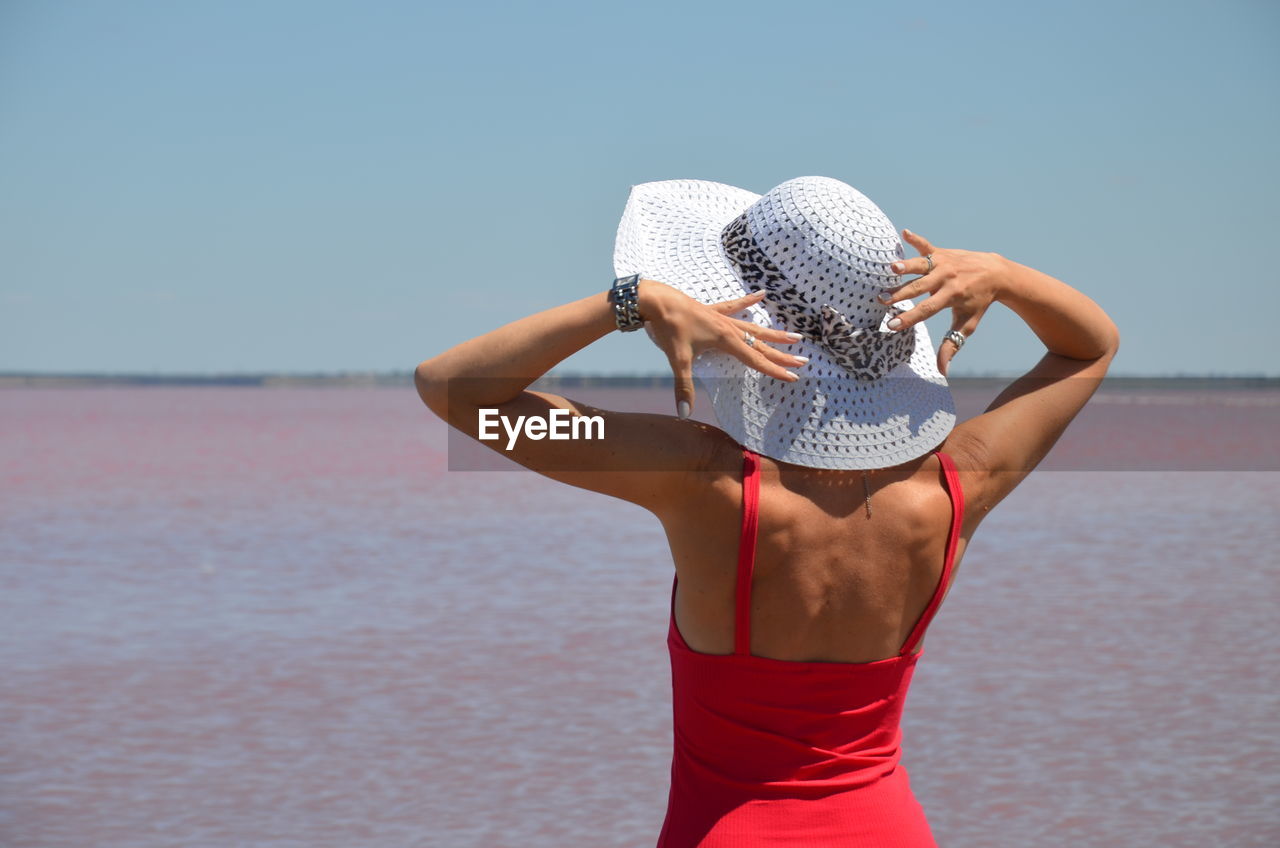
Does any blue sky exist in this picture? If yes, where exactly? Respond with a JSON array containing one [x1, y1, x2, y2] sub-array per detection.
[[1, 0, 1276, 376]]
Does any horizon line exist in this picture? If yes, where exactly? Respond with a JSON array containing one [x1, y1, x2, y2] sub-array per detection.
[[2, 370, 1279, 382]]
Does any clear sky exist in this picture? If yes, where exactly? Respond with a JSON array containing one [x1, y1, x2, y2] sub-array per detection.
[[2, 0, 1276, 377]]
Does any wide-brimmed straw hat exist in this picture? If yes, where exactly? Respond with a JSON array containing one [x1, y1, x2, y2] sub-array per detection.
[[612, 175, 956, 470]]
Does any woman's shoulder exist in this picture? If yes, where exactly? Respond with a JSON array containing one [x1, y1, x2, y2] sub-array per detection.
[[934, 429, 1004, 539]]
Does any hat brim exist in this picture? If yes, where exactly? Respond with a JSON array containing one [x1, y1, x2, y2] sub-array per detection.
[[613, 178, 956, 470]]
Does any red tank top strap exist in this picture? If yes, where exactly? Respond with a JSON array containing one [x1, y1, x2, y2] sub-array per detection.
[[899, 449, 965, 656], [734, 448, 762, 656]]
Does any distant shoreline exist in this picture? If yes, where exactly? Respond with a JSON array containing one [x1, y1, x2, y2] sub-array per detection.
[[1, 372, 1278, 391]]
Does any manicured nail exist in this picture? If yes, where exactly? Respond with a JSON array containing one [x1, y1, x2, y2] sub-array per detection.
[[677, 400, 690, 419], [888, 317, 902, 330], [784, 371, 799, 381], [785, 332, 804, 341], [891, 262, 904, 273], [877, 293, 892, 304], [903, 229, 913, 236], [792, 355, 809, 365]]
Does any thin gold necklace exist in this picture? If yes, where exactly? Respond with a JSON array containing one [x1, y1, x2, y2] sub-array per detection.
[[862, 470, 873, 518]]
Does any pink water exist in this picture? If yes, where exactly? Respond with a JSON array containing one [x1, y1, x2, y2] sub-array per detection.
[[2, 387, 1278, 847]]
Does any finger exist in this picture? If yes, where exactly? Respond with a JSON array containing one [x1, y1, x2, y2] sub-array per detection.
[[666, 347, 696, 419], [729, 329, 800, 383], [727, 318, 806, 347], [888, 255, 935, 278], [878, 274, 942, 306], [937, 315, 966, 378], [886, 293, 949, 334], [902, 228, 936, 256], [709, 289, 767, 314], [937, 308, 984, 377], [737, 329, 810, 369]]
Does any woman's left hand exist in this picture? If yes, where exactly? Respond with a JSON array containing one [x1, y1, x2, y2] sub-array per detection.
[[638, 280, 805, 418]]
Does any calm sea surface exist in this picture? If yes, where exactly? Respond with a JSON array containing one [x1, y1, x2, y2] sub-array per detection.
[[2, 386, 1278, 847]]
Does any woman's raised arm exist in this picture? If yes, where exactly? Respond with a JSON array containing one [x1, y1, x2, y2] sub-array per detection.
[[884, 230, 1121, 528], [414, 281, 805, 509]]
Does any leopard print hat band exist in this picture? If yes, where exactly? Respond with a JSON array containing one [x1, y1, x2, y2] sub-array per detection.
[[612, 176, 956, 470]]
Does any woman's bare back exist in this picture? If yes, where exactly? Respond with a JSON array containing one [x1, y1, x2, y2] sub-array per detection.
[[659, 439, 968, 664]]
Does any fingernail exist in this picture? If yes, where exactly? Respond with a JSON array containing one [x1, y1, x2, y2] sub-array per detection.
[[785, 332, 804, 341], [888, 317, 902, 330], [877, 293, 892, 304], [792, 355, 809, 365], [891, 262, 904, 273], [903, 229, 912, 236], [784, 371, 799, 381], [677, 400, 690, 420]]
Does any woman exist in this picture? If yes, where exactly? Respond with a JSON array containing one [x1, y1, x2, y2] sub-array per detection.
[[415, 176, 1119, 846]]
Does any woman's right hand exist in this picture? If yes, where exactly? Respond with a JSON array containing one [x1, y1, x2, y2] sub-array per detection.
[[638, 279, 806, 418]]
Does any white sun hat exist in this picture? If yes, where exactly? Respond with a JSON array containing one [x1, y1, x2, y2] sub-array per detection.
[[612, 175, 956, 470]]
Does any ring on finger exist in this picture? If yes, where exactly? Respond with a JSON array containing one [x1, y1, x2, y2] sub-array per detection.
[[944, 329, 966, 351], [743, 330, 756, 348], [924, 254, 934, 274]]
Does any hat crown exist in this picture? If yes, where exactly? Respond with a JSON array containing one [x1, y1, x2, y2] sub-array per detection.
[[743, 176, 904, 319], [722, 177, 914, 382]]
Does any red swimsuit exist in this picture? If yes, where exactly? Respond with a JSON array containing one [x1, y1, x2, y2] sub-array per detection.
[[657, 448, 964, 847]]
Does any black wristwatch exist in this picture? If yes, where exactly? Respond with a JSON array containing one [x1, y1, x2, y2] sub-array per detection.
[[609, 274, 644, 332]]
